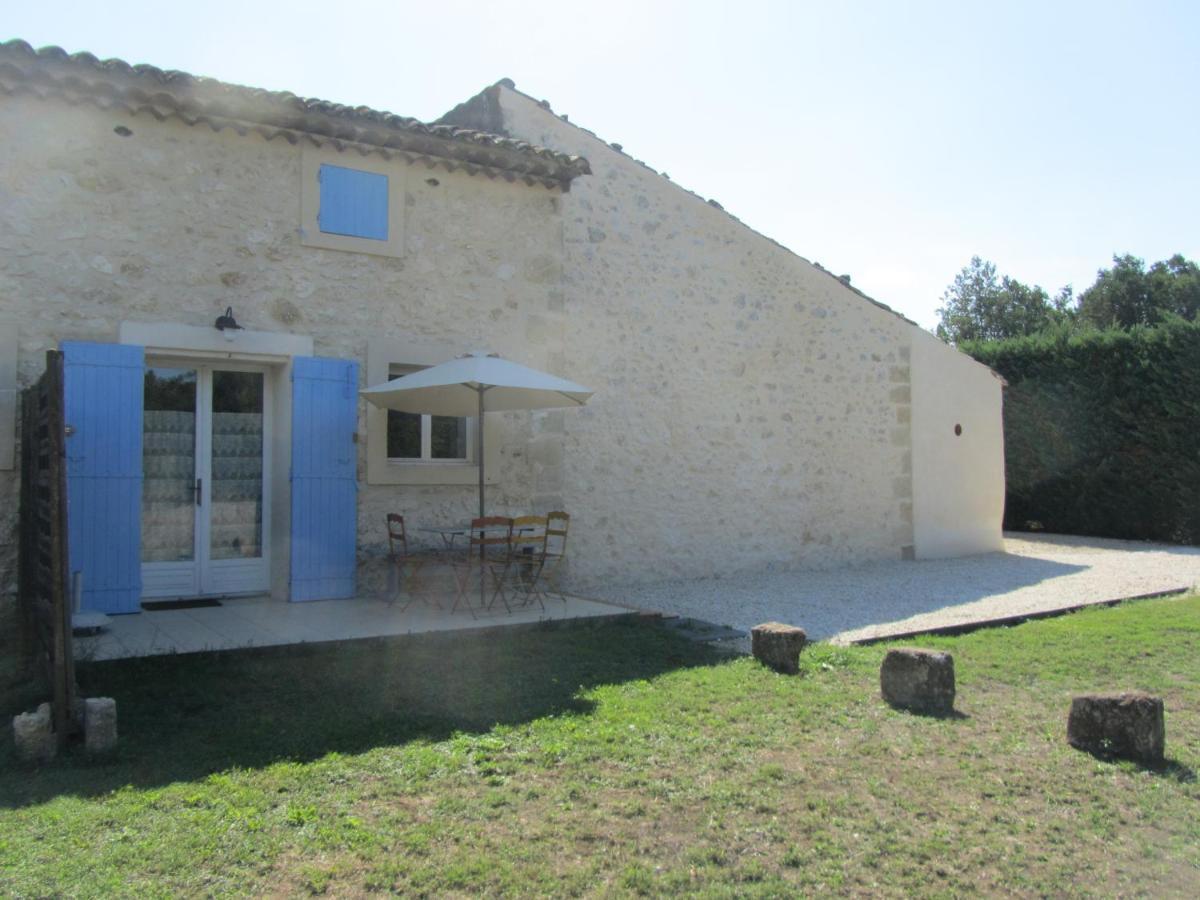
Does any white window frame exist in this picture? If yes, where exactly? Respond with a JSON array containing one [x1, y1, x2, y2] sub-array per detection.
[[385, 363, 475, 465], [366, 337, 499, 486], [299, 146, 405, 258]]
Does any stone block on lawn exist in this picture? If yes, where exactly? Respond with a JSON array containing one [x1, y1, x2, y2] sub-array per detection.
[[84, 697, 118, 754], [880, 648, 955, 715], [12, 702, 56, 763], [751, 622, 807, 674], [1067, 693, 1164, 764]]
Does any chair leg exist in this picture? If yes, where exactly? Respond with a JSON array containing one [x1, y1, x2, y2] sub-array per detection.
[[538, 558, 565, 604], [450, 563, 477, 619], [523, 560, 547, 612], [383, 556, 400, 606], [486, 561, 513, 613], [397, 561, 416, 612], [499, 560, 546, 613]]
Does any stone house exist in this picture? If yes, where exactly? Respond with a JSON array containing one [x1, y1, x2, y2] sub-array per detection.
[[0, 40, 1004, 614]]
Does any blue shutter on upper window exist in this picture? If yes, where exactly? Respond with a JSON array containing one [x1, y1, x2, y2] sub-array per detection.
[[317, 164, 389, 241]]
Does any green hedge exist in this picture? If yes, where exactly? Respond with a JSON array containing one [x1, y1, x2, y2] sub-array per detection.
[[962, 319, 1200, 544]]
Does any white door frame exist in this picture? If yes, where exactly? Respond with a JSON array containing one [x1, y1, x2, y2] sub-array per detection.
[[141, 356, 273, 599]]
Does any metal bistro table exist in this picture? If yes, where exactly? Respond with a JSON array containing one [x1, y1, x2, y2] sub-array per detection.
[[418, 522, 537, 611], [419, 521, 541, 548], [422, 520, 520, 614]]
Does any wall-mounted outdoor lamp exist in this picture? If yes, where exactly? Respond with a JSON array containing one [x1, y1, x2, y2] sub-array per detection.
[[214, 306, 243, 332]]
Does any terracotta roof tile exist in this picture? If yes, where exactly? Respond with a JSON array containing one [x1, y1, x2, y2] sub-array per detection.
[[0, 40, 590, 189]]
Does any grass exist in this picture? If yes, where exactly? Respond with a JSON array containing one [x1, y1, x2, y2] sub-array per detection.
[[1, 596, 1198, 897]]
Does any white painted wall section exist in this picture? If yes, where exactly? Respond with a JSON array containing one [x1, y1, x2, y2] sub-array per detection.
[[910, 331, 1005, 558]]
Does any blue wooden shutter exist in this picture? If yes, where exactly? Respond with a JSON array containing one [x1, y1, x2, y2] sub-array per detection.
[[318, 165, 388, 240], [290, 356, 359, 601], [63, 342, 144, 614]]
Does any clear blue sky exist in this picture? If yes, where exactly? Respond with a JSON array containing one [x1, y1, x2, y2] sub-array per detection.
[[8, 0, 1198, 328]]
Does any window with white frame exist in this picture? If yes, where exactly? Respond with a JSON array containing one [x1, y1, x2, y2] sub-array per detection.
[[367, 338, 489, 486], [385, 365, 472, 463]]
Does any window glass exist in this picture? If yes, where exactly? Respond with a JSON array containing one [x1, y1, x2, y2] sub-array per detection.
[[431, 415, 468, 459], [142, 367, 197, 562], [210, 371, 264, 560], [387, 411, 422, 459], [385, 365, 470, 462]]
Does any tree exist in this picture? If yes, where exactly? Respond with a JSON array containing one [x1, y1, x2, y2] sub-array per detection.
[[1150, 254, 1200, 321], [936, 257, 1068, 344], [1078, 253, 1200, 329]]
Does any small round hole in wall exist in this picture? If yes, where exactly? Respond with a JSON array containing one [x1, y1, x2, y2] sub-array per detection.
[[954, 423, 963, 436], [113, 125, 133, 137], [425, 177, 440, 187]]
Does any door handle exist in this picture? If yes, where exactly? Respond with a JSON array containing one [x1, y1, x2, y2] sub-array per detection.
[[195, 477, 203, 506]]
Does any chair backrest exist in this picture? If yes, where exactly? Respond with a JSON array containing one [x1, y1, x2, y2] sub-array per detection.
[[546, 511, 569, 556], [467, 516, 513, 555], [510, 514, 548, 559], [386, 513, 408, 557]]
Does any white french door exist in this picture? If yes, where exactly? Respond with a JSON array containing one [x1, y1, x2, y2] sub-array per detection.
[[141, 360, 271, 599]]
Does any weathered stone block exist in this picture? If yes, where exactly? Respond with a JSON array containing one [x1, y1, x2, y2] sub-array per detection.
[[84, 697, 118, 754], [751, 622, 807, 674], [880, 648, 955, 715], [13, 702, 56, 763], [1067, 693, 1164, 764]]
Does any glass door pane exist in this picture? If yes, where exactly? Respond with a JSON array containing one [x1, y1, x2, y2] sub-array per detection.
[[210, 371, 264, 560], [142, 367, 197, 563]]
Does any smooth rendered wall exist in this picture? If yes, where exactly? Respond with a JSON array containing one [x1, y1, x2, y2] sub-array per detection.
[[909, 330, 1005, 558], [495, 88, 920, 589], [0, 95, 566, 595]]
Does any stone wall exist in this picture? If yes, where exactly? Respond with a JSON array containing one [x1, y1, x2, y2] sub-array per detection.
[[0, 85, 1004, 599], [485, 88, 925, 589], [0, 95, 566, 594]]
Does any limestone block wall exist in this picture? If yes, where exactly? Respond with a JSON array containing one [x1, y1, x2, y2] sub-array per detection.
[[0, 95, 566, 595], [484, 88, 923, 588]]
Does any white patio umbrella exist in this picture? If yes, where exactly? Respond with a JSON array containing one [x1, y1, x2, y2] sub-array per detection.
[[360, 353, 594, 519]]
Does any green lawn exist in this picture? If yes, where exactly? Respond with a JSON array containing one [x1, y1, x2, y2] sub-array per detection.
[[1, 597, 1198, 897]]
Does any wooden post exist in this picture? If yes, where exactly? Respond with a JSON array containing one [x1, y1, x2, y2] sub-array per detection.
[[17, 351, 77, 745], [45, 351, 76, 744], [16, 379, 37, 676]]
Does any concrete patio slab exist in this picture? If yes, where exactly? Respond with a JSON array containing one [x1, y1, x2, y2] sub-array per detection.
[[75, 592, 633, 661]]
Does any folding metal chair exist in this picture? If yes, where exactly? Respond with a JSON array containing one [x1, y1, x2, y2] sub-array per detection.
[[491, 514, 548, 612], [386, 513, 440, 611], [451, 516, 513, 615], [539, 511, 570, 603]]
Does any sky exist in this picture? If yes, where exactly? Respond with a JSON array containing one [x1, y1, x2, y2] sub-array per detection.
[[7, 0, 1199, 328]]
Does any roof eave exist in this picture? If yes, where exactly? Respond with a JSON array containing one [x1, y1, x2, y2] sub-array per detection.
[[0, 40, 591, 190]]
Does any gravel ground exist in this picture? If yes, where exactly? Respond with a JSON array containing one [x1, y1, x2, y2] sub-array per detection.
[[606, 533, 1200, 645]]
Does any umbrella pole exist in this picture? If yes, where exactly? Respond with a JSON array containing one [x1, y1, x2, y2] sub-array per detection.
[[477, 387, 485, 520], [477, 387, 486, 609]]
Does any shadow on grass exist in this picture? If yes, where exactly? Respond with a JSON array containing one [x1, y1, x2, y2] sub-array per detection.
[[884, 703, 971, 721], [1072, 746, 1197, 783], [0, 617, 728, 808]]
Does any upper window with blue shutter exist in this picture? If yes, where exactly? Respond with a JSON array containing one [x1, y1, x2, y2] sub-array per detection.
[[318, 164, 389, 241], [300, 148, 404, 258]]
